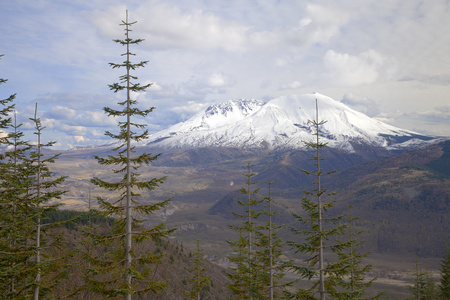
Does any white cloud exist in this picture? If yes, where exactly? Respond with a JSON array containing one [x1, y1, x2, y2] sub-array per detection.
[[74, 135, 86, 143], [59, 124, 87, 136], [90, 3, 252, 52], [302, 3, 350, 44], [340, 93, 381, 117], [171, 101, 209, 115], [151, 72, 235, 100], [48, 106, 77, 120], [375, 105, 450, 136], [208, 73, 229, 87], [149, 82, 163, 91], [91, 129, 105, 137], [323, 49, 393, 86], [279, 81, 303, 90]]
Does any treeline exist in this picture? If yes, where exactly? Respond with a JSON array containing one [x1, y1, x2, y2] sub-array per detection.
[[42, 210, 113, 229]]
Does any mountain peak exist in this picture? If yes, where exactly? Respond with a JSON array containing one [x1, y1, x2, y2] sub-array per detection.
[[202, 99, 265, 127], [205, 99, 265, 116], [143, 93, 438, 151]]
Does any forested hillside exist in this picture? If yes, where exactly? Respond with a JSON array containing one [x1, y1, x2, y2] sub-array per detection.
[[327, 140, 450, 257], [43, 211, 233, 299]]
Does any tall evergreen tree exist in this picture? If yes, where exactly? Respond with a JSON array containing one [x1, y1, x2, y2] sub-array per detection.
[[0, 56, 39, 298], [0, 54, 20, 297], [332, 197, 380, 299], [439, 245, 450, 299], [260, 166, 287, 300], [0, 112, 36, 298], [227, 162, 268, 299], [29, 104, 69, 299], [0, 105, 69, 299], [287, 99, 348, 300], [185, 240, 211, 300], [84, 11, 173, 299]]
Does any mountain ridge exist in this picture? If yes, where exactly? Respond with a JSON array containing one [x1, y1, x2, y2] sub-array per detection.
[[142, 93, 439, 151]]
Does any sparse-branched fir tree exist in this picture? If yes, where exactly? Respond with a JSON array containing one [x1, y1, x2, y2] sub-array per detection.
[[227, 162, 270, 299], [28, 104, 70, 299], [332, 197, 380, 299], [83, 11, 174, 299], [185, 239, 211, 300], [259, 166, 288, 300], [408, 262, 437, 300], [286, 99, 349, 300], [439, 245, 450, 299]]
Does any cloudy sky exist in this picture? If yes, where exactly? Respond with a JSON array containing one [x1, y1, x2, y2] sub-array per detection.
[[1, 0, 449, 149]]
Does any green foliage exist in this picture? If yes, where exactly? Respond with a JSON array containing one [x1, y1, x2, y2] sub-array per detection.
[[0, 100, 70, 299], [408, 263, 437, 300], [227, 162, 271, 299], [332, 199, 381, 299], [0, 112, 37, 298], [287, 100, 350, 299], [43, 209, 113, 229], [225, 163, 289, 299], [439, 245, 450, 298], [260, 166, 288, 299], [185, 240, 211, 299], [30, 105, 71, 299], [0, 54, 16, 135], [0, 68, 70, 297], [82, 11, 174, 299]]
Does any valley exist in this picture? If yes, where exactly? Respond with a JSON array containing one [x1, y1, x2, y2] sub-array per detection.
[[51, 139, 450, 298], [39, 94, 449, 298]]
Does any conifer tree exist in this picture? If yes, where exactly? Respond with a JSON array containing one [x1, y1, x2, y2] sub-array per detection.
[[76, 191, 95, 300], [185, 240, 211, 300], [0, 112, 37, 298], [408, 262, 437, 300], [439, 245, 450, 299], [0, 105, 69, 299], [0, 54, 20, 297], [287, 99, 348, 300], [332, 198, 380, 299], [260, 166, 287, 299], [0, 54, 15, 135], [0, 56, 38, 298], [84, 11, 173, 299], [29, 104, 69, 299], [1, 56, 69, 299], [227, 163, 269, 299]]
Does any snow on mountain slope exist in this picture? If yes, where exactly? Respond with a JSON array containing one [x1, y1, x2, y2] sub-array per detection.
[[142, 93, 436, 151]]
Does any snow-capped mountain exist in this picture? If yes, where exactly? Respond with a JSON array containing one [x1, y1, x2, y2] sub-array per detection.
[[143, 93, 437, 152]]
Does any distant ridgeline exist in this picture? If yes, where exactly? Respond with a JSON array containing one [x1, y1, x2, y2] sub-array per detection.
[[426, 139, 450, 177]]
